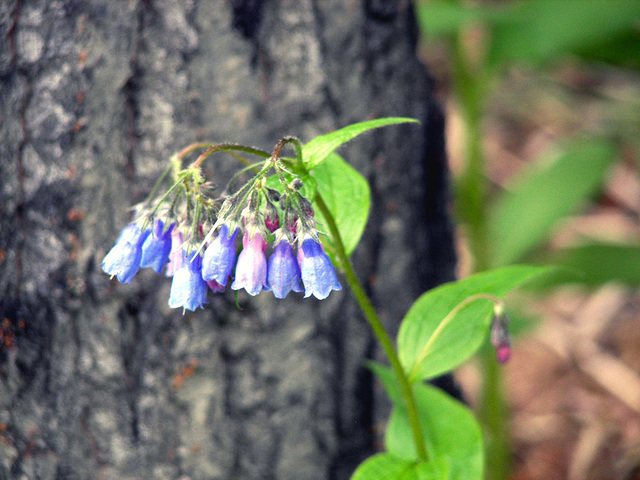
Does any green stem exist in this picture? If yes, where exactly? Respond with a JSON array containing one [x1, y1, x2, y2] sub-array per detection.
[[144, 162, 174, 208], [314, 194, 429, 462], [281, 136, 428, 459], [191, 144, 269, 169], [480, 349, 511, 480], [450, 29, 510, 480], [177, 142, 270, 165]]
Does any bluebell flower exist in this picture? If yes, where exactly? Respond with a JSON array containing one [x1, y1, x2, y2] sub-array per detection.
[[231, 232, 269, 296], [268, 240, 303, 299], [207, 279, 226, 293], [101, 224, 150, 284], [202, 224, 239, 286], [168, 252, 208, 311], [297, 237, 342, 300], [140, 220, 174, 273], [165, 230, 184, 277]]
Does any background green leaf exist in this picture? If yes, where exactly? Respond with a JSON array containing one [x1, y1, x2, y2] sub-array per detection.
[[312, 153, 370, 258], [302, 117, 418, 171], [385, 383, 483, 480], [350, 453, 449, 480], [415, 1, 507, 36], [544, 242, 640, 287], [488, 139, 616, 266], [577, 31, 640, 69], [488, 0, 640, 68], [397, 266, 549, 382]]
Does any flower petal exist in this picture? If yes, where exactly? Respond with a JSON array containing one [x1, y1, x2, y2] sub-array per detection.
[[298, 238, 342, 300]]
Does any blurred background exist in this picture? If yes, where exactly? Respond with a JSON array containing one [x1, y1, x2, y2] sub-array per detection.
[[413, 1, 640, 479]]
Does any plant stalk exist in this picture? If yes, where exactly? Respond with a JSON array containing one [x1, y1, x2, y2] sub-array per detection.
[[314, 193, 429, 462], [451, 28, 511, 480]]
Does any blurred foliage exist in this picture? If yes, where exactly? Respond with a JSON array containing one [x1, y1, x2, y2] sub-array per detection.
[[415, 1, 640, 479]]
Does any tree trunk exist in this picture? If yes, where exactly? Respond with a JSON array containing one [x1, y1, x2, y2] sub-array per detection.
[[0, 1, 456, 479]]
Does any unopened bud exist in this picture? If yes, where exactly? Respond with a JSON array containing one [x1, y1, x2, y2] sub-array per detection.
[[279, 193, 288, 211], [265, 203, 280, 233], [249, 191, 260, 210], [300, 196, 314, 217], [490, 313, 511, 364], [290, 178, 304, 191], [288, 215, 298, 234], [496, 344, 511, 364], [267, 188, 281, 203]]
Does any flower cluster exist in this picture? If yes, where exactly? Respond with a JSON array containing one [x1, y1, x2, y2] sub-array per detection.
[[101, 142, 342, 311]]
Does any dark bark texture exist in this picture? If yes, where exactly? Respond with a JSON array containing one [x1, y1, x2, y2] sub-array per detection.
[[0, 1, 456, 479]]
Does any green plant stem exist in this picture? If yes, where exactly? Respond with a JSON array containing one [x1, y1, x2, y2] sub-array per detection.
[[314, 193, 429, 462], [177, 142, 270, 165], [480, 346, 511, 480], [451, 29, 511, 480]]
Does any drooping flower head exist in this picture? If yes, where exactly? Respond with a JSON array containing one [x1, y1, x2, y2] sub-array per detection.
[[101, 223, 150, 284], [140, 220, 174, 273], [297, 236, 342, 300], [168, 252, 208, 312], [231, 231, 269, 296], [202, 224, 239, 286], [165, 229, 184, 277], [268, 238, 303, 299]]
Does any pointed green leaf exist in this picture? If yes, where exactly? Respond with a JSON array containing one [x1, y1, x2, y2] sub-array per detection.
[[367, 360, 403, 405], [312, 153, 370, 258], [398, 265, 550, 382], [351, 453, 450, 480], [546, 242, 640, 287], [488, 0, 640, 67], [415, 1, 508, 36], [385, 383, 483, 480], [302, 117, 418, 171], [578, 32, 640, 69], [488, 139, 616, 266]]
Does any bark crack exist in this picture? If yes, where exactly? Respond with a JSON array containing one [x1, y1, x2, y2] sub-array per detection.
[[121, 0, 148, 180], [10, 0, 31, 299]]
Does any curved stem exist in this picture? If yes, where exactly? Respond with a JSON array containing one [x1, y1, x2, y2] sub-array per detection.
[[314, 193, 429, 462], [272, 136, 303, 164], [191, 144, 269, 168], [175, 142, 270, 169]]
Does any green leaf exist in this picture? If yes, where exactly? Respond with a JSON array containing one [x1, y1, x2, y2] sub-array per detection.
[[385, 383, 483, 480], [488, 0, 640, 67], [302, 117, 418, 171], [312, 153, 370, 258], [578, 32, 640, 69], [367, 360, 402, 405], [546, 242, 640, 287], [415, 1, 507, 37], [398, 265, 549, 382], [351, 453, 450, 480], [488, 139, 616, 266]]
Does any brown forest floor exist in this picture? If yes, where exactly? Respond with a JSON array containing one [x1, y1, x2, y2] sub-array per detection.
[[434, 56, 640, 480]]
